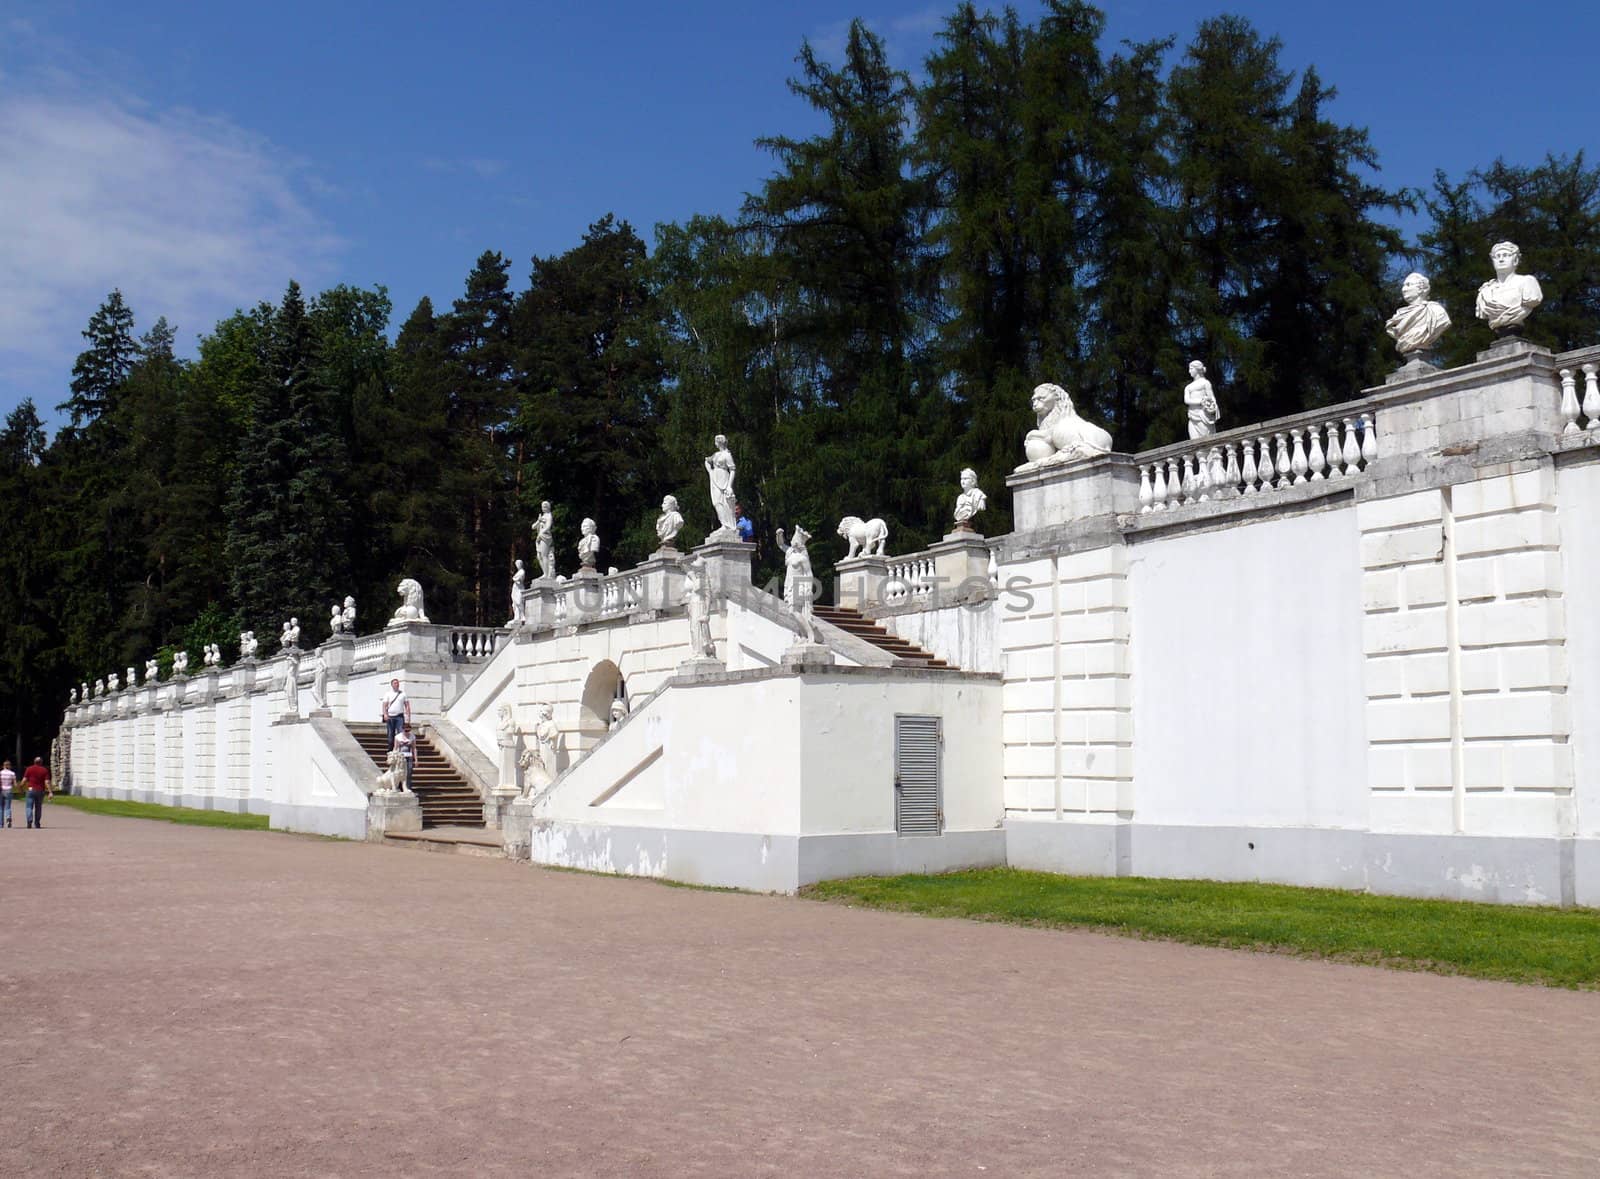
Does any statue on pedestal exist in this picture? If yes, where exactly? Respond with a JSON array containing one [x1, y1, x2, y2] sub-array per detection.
[[108, 672, 120, 692], [681, 556, 716, 658], [703, 434, 739, 541], [145, 659, 159, 682], [239, 631, 259, 661], [533, 501, 555, 580], [656, 495, 684, 551], [777, 525, 822, 645], [953, 468, 987, 532], [1475, 241, 1543, 332], [1386, 272, 1452, 357], [388, 579, 429, 624], [577, 518, 600, 571], [1020, 383, 1114, 468], [280, 617, 301, 650], [1184, 362, 1221, 439], [126, 666, 137, 688], [519, 702, 559, 795], [172, 652, 189, 677], [282, 648, 300, 714], [330, 596, 356, 636], [509, 559, 527, 626]]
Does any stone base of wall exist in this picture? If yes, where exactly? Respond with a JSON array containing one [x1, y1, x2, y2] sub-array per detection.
[[269, 802, 367, 841], [525, 821, 1006, 894], [1005, 817, 1600, 906]]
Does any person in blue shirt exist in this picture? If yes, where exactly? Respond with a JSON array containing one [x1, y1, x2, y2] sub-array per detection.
[[734, 502, 754, 544]]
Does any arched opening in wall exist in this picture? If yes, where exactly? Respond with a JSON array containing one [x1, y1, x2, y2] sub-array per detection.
[[578, 660, 626, 752]]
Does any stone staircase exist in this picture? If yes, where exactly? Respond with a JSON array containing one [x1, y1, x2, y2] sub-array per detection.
[[812, 605, 950, 669], [347, 722, 484, 829]]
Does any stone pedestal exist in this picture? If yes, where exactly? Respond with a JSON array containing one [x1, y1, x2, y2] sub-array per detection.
[[366, 790, 423, 840], [930, 534, 992, 601], [1477, 335, 1551, 362], [502, 796, 535, 859], [318, 635, 355, 715], [782, 643, 833, 669], [692, 539, 757, 600], [835, 555, 889, 610], [486, 785, 520, 830], [633, 553, 689, 616], [1006, 453, 1142, 533], [1386, 355, 1442, 385], [675, 656, 725, 681], [524, 579, 560, 630]]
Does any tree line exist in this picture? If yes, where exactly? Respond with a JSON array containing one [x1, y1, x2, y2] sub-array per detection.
[[4, 1, 1598, 757]]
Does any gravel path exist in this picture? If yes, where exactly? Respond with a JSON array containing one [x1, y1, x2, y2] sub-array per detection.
[[2, 810, 1597, 1177]]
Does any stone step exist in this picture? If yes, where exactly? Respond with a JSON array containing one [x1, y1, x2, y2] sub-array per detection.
[[346, 723, 485, 830], [813, 606, 950, 668]]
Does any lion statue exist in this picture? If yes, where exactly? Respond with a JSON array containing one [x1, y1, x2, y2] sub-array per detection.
[[374, 746, 409, 793], [836, 516, 889, 559], [387, 577, 429, 625], [1021, 383, 1114, 468]]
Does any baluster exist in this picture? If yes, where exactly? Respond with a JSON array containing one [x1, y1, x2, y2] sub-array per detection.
[[1223, 442, 1241, 497], [1560, 369, 1581, 434], [1359, 412, 1378, 464], [1139, 464, 1153, 513], [1273, 432, 1291, 488], [1209, 446, 1227, 496], [1195, 449, 1212, 502], [1324, 422, 1344, 478], [1151, 459, 1168, 510], [1180, 453, 1196, 504], [1255, 437, 1273, 491], [1240, 437, 1258, 494], [1342, 417, 1361, 472], [1290, 428, 1309, 484], [1307, 426, 1326, 481], [1583, 363, 1600, 430], [1165, 458, 1181, 509]]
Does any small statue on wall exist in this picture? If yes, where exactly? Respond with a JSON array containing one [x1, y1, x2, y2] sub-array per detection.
[[126, 666, 137, 688], [1475, 241, 1543, 333], [704, 434, 739, 541], [239, 631, 259, 661], [310, 652, 328, 710], [280, 617, 301, 650], [145, 659, 159, 682], [681, 555, 716, 658], [533, 501, 555, 580], [282, 647, 300, 715], [777, 524, 822, 645], [1386, 272, 1451, 358], [953, 467, 987, 532], [172, 652, 189, 677], [108, 672, 120, 692], [519, 702, 559, 794], [1183, 361, 1221, 439], [577, 518, 600, 571], [836, 516, 889, 559], [656, 495, 684, 551], [509, 559, 527, 626], [330, 596, 356, 636]]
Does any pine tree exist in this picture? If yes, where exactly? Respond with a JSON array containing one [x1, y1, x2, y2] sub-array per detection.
[[60, 290, 138, 435]]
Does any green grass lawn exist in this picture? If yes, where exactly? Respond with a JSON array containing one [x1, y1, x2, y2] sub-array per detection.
[[40, 793, 271, 831], [804, 868, 1600, 989]]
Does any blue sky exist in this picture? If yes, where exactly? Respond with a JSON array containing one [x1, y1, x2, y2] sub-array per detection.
[[2, 0, 1596, 426]]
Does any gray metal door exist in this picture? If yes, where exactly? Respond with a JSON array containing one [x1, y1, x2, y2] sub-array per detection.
[[894, 714, 942, 836]]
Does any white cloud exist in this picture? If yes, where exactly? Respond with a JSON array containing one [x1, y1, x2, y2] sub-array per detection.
[[422, 155, 508, 180], [0, 82, 342, 415]]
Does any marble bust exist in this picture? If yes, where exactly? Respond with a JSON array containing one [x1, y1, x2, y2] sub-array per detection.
[[239, 631, 258, 660], [126, 666, 137, 688], [577, 518, 600, 570], [656, 495, 684, 551], [953, 467, 987, 530], [1475, 241, 1542, 332], [533, 501, 555, 580], [1021, 383, 1113, 468], [280, 617, 301, 649], [108, 672, 120, 692], [1183, 361, 1221, 439], [703, 434, 738, 540], [1386, 272, 1451, 357], [172, 652, 188, 676], [330, 596, 356, 636], [145, 659, 159, 682]]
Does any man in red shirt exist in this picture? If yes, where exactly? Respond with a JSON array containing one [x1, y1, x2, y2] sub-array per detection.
[[22, 757, 51, 828]]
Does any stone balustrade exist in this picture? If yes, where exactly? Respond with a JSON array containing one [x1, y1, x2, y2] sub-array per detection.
[[449, 627, 502, 661], [884, 554, 936, 604], [1558, 362, 1600, 434], [1138, 406, 1379, 514]]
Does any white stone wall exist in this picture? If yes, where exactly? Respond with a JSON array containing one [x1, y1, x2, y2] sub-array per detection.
[[998, 546, 1133, 817], [1359, 465, 1571, 838], [1129, 506, 1368, 830], [1557, 456, 1600, 838]]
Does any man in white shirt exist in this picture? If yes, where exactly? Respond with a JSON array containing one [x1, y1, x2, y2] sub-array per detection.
[[0, 759, 14, 828], [382, 678, 411, 748]]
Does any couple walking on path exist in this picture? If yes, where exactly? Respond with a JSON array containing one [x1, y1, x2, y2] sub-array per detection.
[[0, 757, 52, 828]]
